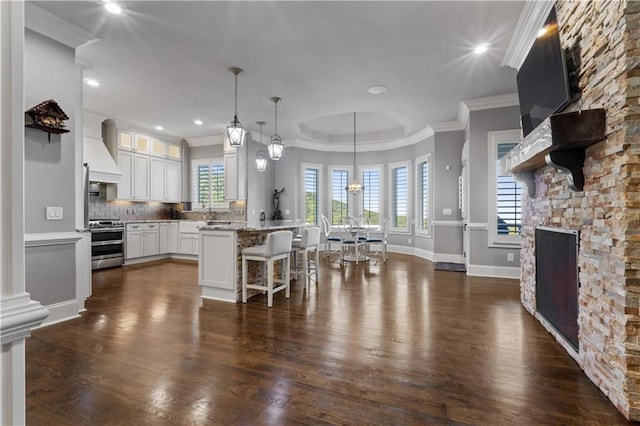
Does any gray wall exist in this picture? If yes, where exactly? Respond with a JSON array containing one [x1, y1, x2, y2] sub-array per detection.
[[467, 105, 522, 268], [25, 244, 76, 305], [24, 30, 77, 233], [432, 130, 465, 256], [24, 29, 79, 305], [245, 136, 275, 221]]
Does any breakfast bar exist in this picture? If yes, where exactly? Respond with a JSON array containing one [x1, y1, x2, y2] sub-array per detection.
[[198, 220, 305, 303]]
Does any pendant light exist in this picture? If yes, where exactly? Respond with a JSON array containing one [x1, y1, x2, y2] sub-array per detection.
[[226, 67, 246, 148], [268, 97, 284, 160], [255, 121, 267, 172], [346, 112, 364, 194]]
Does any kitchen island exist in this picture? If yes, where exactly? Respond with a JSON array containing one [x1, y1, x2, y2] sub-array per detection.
[[198, 220, 305, 303]]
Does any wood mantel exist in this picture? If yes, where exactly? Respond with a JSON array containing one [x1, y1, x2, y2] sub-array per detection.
[[500, 109, 606, 196]]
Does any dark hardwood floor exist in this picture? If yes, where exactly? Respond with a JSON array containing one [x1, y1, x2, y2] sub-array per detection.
[[26, 255, 630, 425]]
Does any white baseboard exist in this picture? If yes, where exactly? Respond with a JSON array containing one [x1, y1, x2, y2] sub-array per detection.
[[433, 253, 464, 263], [466, 264, 520, 279], [36, 300, 80, 328], [412, 247, 434, 261], [387, 244, 414, 255]]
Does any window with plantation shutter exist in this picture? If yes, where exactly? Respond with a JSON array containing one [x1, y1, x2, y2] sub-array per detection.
[[191, 158, 228, 209], [416, 154, 431, 236], [330, 167, 350, 226], [389, 161, 410, 232], [488, 130, 522, 246], [361, 166, 382, 226], [302, 163, 322, 225]]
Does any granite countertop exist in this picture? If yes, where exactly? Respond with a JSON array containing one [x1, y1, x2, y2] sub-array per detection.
[[199, 220, 305, 232]]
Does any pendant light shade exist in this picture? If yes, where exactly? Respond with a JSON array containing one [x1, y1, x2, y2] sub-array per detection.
[[269, 97, 284, 160], [346, 111, 364, 194], [256, 121, 267, 172], [226, 67, 246, 148]]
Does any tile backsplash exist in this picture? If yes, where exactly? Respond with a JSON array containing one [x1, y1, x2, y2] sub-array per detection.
[[88, 183, 245, 221], [88, 184, 179, 220]]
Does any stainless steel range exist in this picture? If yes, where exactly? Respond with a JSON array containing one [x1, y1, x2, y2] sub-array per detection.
[[89, 219, 125, 270]]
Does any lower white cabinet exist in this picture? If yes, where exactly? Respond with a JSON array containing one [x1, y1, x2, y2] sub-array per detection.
[[169, 222, 179, 253], [159, 222, 170, 254], [126, 223, 159, 259], [179, 234, 199, 255]]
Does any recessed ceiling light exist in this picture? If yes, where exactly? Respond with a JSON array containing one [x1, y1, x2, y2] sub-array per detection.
[[473, 43, 489, 55], [194, 119, 203, 126], [155, 126, 163, 131], [104, 2, 122, 15], [537, 27, 548, 38], [368, 85, 387, 95], [86, 79, 100, 87]]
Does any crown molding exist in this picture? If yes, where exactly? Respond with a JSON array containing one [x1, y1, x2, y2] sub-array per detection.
[[501, 0, 555, 70], [463, 93, 519, 112], [25, 3, 99, 49], [289, 125, 435, 153], [185, 134, 226, 147], [430, 121, 465, 133]]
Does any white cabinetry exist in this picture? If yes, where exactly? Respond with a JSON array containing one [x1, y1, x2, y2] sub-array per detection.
[[179, 221, 205, 255], [159, 222, 170, 254], [150, 158, 181, 202], [224, 143, 246, 201], [111, 151, 149, 201], [169, 222, 179, 253], [126, 223, 159, 259], [126, 223, 144, 259], [106, 122, 182, 202]]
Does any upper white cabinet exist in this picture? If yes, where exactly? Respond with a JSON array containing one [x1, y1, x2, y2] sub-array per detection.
[[114, 151, 149, 200], [150, 138, 182, 160], [118, 130, 149, 154], [104, 120, 182, 203], [150, 157, 182, 202], [224, 142, 246, 201]]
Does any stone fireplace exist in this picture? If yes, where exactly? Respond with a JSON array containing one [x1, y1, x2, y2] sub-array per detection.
[[502, 0, 640, 421]]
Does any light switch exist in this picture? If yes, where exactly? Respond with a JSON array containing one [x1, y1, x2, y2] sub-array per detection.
[[285, 209, 290, 215], [46, 206, 63, 220], [442, 208, 452, 216]]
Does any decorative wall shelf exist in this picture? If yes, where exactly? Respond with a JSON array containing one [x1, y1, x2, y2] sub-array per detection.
[[500, 109, 606, 196]]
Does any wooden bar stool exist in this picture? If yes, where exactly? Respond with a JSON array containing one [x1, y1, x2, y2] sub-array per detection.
[[291, 226, 321, 291], [242, 230, 293, 307]]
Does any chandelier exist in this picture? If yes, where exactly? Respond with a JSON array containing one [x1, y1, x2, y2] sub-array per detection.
[[226, 67, 246, 148], [255, 121, 267, 171], [268, 97, 284, 160], [346, 112, 364, 194]]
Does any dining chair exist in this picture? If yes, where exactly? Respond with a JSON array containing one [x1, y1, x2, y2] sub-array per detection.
[[320, 214, 342, 259], [341, 216, 366, 264], [366, 217, 390, 262]]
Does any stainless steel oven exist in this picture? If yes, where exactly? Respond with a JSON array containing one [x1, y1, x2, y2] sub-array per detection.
[[90, 220, 125, 270]]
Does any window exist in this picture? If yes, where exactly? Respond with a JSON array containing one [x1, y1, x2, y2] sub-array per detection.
[[301, 163, 322, 225], [416, 154, 431, 236], [191, 158, 228, 210], [329, 166, 351, 226], [361, 165, 382, 226], [488, 130, 522, 246], [389, 161, 410, 232]]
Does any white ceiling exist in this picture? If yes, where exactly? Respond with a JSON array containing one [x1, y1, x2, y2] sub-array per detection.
[[33, 1, 524, 148]]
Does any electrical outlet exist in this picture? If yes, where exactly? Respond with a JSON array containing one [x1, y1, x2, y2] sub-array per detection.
[[408, 237, 412, 244], [442, 208, 452, 215], [507, 252, 514, 262]]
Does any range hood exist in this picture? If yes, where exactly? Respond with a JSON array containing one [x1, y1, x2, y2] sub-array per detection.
[[83, 136, 121, 184]]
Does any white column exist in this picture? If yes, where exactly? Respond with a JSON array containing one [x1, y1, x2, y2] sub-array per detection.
[[0, 2, 49, 425]]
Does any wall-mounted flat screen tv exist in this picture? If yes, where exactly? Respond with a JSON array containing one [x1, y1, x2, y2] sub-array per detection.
[[517, 7, 570, 137]]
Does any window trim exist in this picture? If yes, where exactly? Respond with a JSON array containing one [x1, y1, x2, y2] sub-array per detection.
[[388, 160, 411, 234], [488, 130, 522, 247], [359, 164, 384, 227], [327, 165, 353, 226], [415, 154, 432, 238], [300, 162, 323, 225], [191, 157, 229, 211]]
